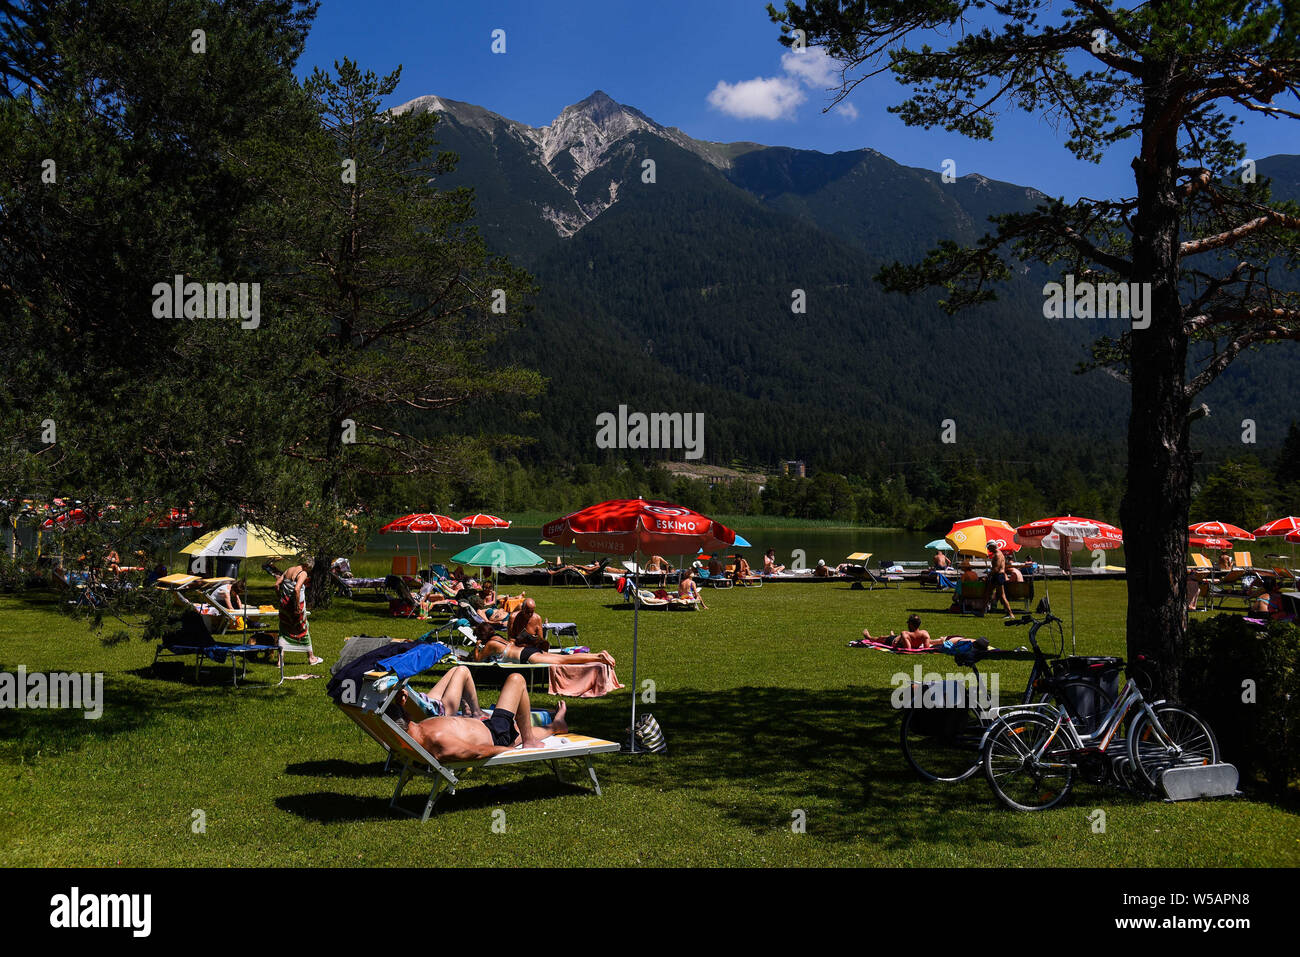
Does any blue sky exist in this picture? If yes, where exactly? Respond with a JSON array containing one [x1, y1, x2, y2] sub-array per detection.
[[300, 0, 1297, 201]]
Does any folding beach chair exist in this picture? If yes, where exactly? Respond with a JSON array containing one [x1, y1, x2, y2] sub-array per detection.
[[337, 673, 619, 820]]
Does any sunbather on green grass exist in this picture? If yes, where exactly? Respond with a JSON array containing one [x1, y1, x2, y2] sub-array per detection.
[[406, 672, 568, 759]]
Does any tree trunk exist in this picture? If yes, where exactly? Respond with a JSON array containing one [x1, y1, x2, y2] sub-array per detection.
[[1122, 77, 1191, 698], [307, 555, 333, 609]]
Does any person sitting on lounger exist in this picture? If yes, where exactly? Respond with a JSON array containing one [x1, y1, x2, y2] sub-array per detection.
[[960, 559, 978, 582], [678, 569, 706, 608], [416, 580, 459, 618], [763, 549, 785, 575], [933, 550, 950, 569], [862, 614, 933, 650], [394, 664, 489, 720], [644, 555, 673, 573], [1006, 561, 1024, 583], [1249, 582, 1292, 621], [813, 559, 833, 578], [404, 671, 568, 759], [707, 555, 725, 578], [105, 549, 122, 576], [732, 557, 753, 582]]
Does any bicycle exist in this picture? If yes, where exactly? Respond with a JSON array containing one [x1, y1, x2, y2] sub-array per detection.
[[980, 674, 1219, 811], [899, 597, 1122, 783]]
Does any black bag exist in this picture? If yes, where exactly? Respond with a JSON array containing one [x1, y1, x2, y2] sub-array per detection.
[[1051, 656, 1123, 732]]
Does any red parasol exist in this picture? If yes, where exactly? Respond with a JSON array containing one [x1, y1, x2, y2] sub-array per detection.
[[543, 499, 739, 752], [1253, 517, 1300, 538], [543, 499, 737, 556], [1188, 521, 1255, 541]]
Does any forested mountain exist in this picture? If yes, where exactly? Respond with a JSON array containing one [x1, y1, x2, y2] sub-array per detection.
[[405, 90, 1300, 475]]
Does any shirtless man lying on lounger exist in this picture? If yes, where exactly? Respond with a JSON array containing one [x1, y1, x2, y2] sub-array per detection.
[[470, 605, 617, 668], [404, 671, 569, 759]]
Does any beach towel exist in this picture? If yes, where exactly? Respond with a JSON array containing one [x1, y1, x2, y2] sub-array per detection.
[[548, 662, 624, 698], [847, 637, 939, 654], [377, 642, 455, 679]]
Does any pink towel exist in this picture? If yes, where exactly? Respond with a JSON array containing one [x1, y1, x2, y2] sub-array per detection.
[[548, 663, 624, 698]]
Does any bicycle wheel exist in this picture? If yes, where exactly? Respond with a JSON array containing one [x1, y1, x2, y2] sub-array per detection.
[[1126, 703, 1219, 792], [900, 705, 987, 783], [982, 711, 1075, 811], [1040, 680, 1115, 737]]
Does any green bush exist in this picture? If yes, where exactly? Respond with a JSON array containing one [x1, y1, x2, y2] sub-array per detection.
[[1182, 614, 1299, 792]]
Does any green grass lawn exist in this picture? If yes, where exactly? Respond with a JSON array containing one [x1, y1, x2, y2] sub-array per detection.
[[1, 578, 1296, 867]]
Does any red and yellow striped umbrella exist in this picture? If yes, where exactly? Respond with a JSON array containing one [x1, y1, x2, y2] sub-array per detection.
[[945, 517, 1021, 556]]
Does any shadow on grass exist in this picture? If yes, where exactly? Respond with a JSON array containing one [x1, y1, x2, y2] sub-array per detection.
[[277, 767, 596, 822], [0, 672, 198, 764], [550, 683, 1121, 848]]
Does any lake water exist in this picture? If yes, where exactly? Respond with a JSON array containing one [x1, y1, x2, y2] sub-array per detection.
[[358, 526, 1126, 572]]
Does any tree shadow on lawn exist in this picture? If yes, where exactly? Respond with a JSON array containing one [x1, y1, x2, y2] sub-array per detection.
[[0, 672, 198, 764], [276, 767, 597, 822], [563, 684, 1141, 850]]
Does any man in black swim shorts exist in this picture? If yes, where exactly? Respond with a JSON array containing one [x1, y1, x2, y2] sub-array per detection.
[[405, 672, 570, 760], [982, 542, 1016, 619]]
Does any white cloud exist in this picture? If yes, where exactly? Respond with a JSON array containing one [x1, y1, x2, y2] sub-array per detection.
[[707, 76, 806, 121], [780, 47, 842, 90], [708, 46, 847, 121]]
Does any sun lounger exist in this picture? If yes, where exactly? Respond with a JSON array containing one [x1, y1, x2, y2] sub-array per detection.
[[697, 568, 733, 588], [337, 673, 619, 820], [724, 564, 763, 587], [1209, 568, 1261, 608]]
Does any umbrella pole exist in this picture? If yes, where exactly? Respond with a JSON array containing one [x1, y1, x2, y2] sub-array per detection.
[[628, 533, 641, 754], [1068, 567, 1077, 655]]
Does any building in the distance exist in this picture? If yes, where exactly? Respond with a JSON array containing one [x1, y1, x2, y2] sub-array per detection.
[[658, 461, 767, 491], [781, 460, 807, 478]]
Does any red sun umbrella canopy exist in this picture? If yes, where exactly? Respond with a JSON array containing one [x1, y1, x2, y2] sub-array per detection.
[[543, 499, 738, 556], [40, 506, 94, 529], [1285, 531, 1300, 545], [154, 507, 202, 529], [460, 513, 511, 529], [380, 513, 468, 535], [1017, 516, 1123, 551], [1189, 536, 1233, 550], [1253, 517, 1300, 538], [1188, 521, 1255, 541]]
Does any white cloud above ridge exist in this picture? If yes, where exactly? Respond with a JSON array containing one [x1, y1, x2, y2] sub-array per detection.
[[706, 75, 806, 120], [707, 46, 851, 121]]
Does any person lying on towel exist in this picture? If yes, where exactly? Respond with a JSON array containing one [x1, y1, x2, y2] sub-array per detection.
[[470, 616, 617, 668], [405, 672, 569, 759], [861, 614, 934, 650]]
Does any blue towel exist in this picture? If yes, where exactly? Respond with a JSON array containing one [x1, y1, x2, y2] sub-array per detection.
[[378, 641, 454, 678]]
